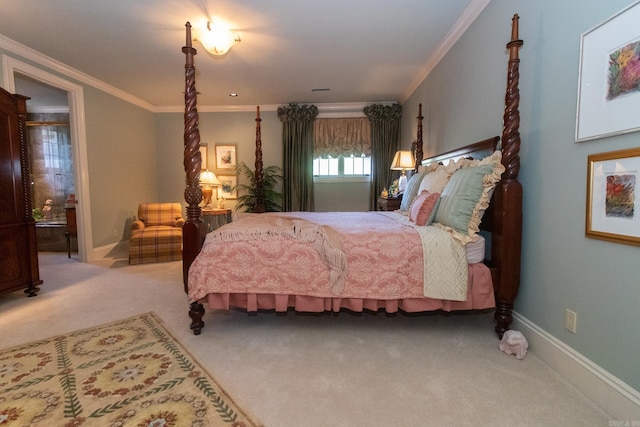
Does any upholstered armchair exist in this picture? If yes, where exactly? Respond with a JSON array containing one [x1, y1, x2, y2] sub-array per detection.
[[129, 203, 185, 264]]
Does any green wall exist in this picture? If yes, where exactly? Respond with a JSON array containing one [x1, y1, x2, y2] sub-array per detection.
[[154, 109, 372, 212], [83, 87, 156, 246], [402, 0, 639, 392], [155, 109, 283, 209]]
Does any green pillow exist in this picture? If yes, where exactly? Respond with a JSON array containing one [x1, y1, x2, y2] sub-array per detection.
[[434, 164, 496, 236], [400, 171, 426, 211]]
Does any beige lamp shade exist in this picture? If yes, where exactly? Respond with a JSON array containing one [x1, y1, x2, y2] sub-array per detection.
[[199, 169, 220, 186], [390, 150, 415, 193], [390, 150, 415, 171]]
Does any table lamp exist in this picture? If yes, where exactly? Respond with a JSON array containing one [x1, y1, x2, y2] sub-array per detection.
[[390, 150, 415, 193], [199, 169, 220, 208]]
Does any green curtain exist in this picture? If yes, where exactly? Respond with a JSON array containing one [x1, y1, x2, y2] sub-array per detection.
[[364, 103, 402, 210], [277, 103, 318, 211]]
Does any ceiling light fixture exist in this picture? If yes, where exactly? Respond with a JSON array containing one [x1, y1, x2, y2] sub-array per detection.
[[197, 21, 241, 56]]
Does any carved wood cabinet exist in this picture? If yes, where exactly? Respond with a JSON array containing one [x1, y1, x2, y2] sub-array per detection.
[[0, 86, 42, 297]]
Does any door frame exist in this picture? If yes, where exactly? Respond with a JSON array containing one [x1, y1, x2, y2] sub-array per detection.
[[2, 56, 93, 262]]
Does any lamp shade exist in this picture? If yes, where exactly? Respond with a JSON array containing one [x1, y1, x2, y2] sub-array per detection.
[[390, 150, 415, 171], [199, 170, 220, 186]]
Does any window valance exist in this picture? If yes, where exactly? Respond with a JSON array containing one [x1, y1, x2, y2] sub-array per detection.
[[277, 103, 319, 122], [313, 117, 371, 158]]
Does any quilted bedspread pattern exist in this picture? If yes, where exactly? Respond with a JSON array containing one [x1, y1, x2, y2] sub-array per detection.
[[187, 211, 467, 303]]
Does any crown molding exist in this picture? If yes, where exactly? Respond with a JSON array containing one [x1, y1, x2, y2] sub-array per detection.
[[2, 33, 396, 115], [0, 33, 156, 112], [400, 0, 491, 103], [156, 101, 396, 116]]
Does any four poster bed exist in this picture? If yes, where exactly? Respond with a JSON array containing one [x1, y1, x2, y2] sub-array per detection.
[[181, 15, 524, 339]]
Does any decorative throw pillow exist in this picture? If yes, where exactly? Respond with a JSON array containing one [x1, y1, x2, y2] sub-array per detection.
[[433, 151, 505, 243], [417, 160, 461, 195], [409, 190, 441, 226], [400, 171, 427, 211]]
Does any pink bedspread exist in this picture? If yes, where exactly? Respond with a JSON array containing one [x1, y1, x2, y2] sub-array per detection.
[[187, 212, 495, 312]]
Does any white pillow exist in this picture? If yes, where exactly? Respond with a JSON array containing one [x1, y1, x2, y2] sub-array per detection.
[[417, 160, 460, 195]]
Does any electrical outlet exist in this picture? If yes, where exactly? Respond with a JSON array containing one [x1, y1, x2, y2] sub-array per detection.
[[565, 309, 577, 334]]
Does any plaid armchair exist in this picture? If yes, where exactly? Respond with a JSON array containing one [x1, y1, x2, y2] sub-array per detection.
[[129, 203, 185, 264]]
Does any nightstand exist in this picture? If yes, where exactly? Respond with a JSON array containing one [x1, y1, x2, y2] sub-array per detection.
[[202, 208, 232, 232], [377, 195, 402, 211]]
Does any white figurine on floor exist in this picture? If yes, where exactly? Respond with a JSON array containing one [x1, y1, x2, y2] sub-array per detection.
[[499, 330, 528, 360]]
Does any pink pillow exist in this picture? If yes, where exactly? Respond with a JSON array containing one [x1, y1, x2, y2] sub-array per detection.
[[409, 191, 440, 226]]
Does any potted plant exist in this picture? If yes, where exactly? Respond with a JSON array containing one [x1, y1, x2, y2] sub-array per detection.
[[233, 161, 283, 212]]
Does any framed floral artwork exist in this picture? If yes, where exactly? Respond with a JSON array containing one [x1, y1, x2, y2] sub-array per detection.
[[576, 1, 640, 141], [215, 144, 237, 169], [586, 147, 640, 246], [217, 175, 237, 200]]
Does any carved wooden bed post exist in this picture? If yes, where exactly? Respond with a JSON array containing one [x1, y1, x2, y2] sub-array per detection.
[[254, 106, 266, 213], [414, 103, 424, 173], [492, 14, 523, 337], [182, 22, 206, 332]]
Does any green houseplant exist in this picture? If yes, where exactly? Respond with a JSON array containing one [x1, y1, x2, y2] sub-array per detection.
[[233, 161, 283, 212]]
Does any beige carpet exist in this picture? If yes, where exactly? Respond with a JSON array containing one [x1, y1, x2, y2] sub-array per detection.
[[0, 251, 612, 426], [0, 312, 261, 426]]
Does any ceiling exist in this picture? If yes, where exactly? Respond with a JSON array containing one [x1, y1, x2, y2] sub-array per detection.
[[0, 0, 487, 111]]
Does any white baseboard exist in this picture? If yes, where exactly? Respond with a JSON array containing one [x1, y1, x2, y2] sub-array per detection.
[[91, 241, 129, 262], [512, 312, 640, 420]]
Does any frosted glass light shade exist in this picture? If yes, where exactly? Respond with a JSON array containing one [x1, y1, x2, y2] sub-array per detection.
[[198, 22, 241, 55]]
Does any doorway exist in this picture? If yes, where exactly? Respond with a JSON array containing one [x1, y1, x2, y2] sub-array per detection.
[[4, 56, 93, 261], [15, 74, 75, 253]]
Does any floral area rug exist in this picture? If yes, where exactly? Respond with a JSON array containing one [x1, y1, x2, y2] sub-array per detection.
[[0, 312, 261, 426]]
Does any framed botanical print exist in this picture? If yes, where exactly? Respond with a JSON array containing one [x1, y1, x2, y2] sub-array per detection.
[[217, 174, 237, 199], [586, 147, 640, 246], [576, 1, 640, 141], [215, 144, 237, 169]]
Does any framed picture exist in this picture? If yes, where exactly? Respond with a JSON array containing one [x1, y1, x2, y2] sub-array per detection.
[[586, 147, 640, 246], [215, 144, 237, 169], [199, 144, 208, 170], [217, 175, 237, 199], [576, 1, 640, 141]]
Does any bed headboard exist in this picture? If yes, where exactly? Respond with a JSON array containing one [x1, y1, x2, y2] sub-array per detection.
[[420, 136, 500, 166]]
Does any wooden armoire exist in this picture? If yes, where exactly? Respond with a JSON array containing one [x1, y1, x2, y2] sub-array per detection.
[[0, 86, 42, 297]]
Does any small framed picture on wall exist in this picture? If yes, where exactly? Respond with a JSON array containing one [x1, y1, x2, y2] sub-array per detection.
[[586, 147, 640, 246], [215, 144, 237, 169], [576, 2, 640, 141], [217, 175, 237, 199]]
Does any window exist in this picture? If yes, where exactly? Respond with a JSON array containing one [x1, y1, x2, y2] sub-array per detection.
[[313, 154, 371, 178], [42, 128, 63, 169], [313, 117, 371, 180]]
